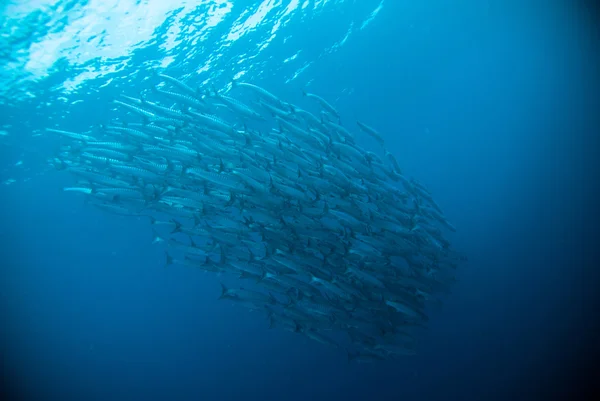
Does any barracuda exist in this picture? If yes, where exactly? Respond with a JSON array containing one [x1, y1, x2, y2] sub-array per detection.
[[50, 75, 463, 362]]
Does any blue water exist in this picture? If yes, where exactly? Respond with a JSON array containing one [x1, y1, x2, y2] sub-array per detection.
[[1, 1, 598, 400]]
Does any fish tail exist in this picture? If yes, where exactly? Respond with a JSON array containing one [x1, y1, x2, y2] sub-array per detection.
[[218, 282, 228, 299], [219, 245, 227, 265], [313, 189, 320, 202], [257, 267, 268, 282], [347, 349, 359, 364], [193, 213, 202, 227], [285, 288, 298, 304], [165, 252, 173, 267], [268, 292, 278, 305], [238, 271, 254, 280], [209, 84, 218, 97], [169, 218, 182, 233]]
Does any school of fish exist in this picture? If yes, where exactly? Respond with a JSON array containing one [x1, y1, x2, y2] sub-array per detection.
[[47, 74, 466, 363]]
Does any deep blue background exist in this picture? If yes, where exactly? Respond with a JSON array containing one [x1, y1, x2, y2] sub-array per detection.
[[1, 1, 598, 400]]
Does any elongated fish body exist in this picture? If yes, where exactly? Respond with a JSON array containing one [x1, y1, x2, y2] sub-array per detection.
[[232, 80, 285, 108], [113, 100, 157, 120], [152, 86, 208, 111], [46, 128, 95, 142], [302, 90, 340, 120], [214, 93, 264, 121], [356, 121, 385, 146], [157, 73, 200, 98], [186, 110, 234, 134]]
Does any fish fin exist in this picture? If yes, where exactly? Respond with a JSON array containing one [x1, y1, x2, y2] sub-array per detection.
[[218, 282, 228, 299], [151, 229, 163, 244], [431, 298, 444, 312], [247, 247, 257, 262], [165, 252, 173, 267], [219, 244, 227, 265], [193, 214, 202, 227], [301, 89, 307, 97], [263, 243, 271, 258], [268, 174, 275, 192]]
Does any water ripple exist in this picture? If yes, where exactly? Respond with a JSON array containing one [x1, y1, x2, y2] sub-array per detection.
[[0, 0, 385, 108]]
